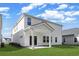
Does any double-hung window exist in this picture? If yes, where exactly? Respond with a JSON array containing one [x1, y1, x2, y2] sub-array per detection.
[[27, 17, 31, 25]]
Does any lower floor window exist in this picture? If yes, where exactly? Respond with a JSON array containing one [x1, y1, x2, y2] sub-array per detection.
[[43, 39, 45, 42], [63, 38, 65, 42], [47, 39, 49, 42], [51, 37, 52, 42], [43, 36, 46, 43], [43, 36, 50, 43], [47, 36, 49, 43], [74, 38, 77, 42], [55, 37, 57, 42], [43, 36, 52, 43]]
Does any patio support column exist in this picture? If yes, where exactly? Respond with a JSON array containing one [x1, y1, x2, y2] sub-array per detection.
[[30, 28, 34, 49], [49, 32, 52, 48]]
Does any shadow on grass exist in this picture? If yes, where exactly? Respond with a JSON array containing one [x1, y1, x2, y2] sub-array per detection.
[[0, 45, 24, 52], [0, 44, 79, 52], [52, 45, 79, 48]]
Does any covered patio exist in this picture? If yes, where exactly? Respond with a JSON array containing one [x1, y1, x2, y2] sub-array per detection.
[[24, 22, 55, 49]]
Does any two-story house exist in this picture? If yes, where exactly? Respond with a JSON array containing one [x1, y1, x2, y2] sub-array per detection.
[[12, 13, 62, 48]]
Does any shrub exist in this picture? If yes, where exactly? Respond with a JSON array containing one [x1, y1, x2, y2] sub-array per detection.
[[1, 43, 4, 48], [9, 42, 22, 47]]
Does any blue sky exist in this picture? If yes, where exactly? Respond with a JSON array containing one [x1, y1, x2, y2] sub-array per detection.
[[0, 3, 79, 38]]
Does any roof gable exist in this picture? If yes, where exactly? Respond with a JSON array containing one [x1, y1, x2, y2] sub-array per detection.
[[13, 13, 62, 29], [24, 22, 55, 32], [23, 13, 62, 26]]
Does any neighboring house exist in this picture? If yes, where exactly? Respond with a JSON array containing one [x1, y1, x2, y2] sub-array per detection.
[[62, 28, 79, 45], [12, 13, 62, 48], [0, 14, 2, 47], [2, 38, 11, 44]]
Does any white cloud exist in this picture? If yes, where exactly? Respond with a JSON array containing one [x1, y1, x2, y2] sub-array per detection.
[[0, 13, 11, 19], [30, 3, 44, 6], [69, 6, 75, 9], [64, 11, 79, 17], [0, 13, 9, 16], [37, 10, 64, 20], [22, 6, 33, 13], [0, 7, 11, 19], [64, 11, 73, 16], [20, 3, 78, 24], [57, 4, 68, 10], [39, 4, 47, 9], [36, 9, 78, 24], [61, 17, 76, 23], [72, 11, 79, 16], [21, 3, 45, 13], [0, 7, 10, 12]]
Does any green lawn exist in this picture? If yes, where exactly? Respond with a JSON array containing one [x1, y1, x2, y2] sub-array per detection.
[[0, 45, 79, 56]]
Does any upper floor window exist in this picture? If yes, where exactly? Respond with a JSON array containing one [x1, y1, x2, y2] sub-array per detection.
[[27, 17, 31, 25]]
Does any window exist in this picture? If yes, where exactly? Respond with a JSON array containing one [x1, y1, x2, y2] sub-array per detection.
[[30, 36, 32, 45], [47, 36, 49, 43], [55, 37, 57, 42], [63, 38, 65, 42], [51, 37, 52, 42], [27, 17, 31, 25], [74, 38, 77, 42], [43, 36, 46, 43]]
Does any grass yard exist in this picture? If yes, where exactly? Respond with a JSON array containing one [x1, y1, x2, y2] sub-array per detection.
[[0, 45, 79, 56]]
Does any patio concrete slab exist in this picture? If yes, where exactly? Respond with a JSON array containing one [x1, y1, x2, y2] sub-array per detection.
[[28, 46, 50, 49]]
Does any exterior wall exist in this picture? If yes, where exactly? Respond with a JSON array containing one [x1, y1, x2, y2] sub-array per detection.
[[47, 22, 62, 45], [62, 34, 79, 45], [62, 35, 74, 44], [24, 23, 62, 46], [24, 25, 52, 46], [12, 17, 25, 35], [24, 31, 31, 46], [12, 14, 62, 47], [76, 34, 79, 44], [24, 31, 51, 46], [37, 32, 50, 46], [12, 30, 26, 46]]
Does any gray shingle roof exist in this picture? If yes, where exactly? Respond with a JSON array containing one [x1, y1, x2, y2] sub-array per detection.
[[62, 28, 79, 35]]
